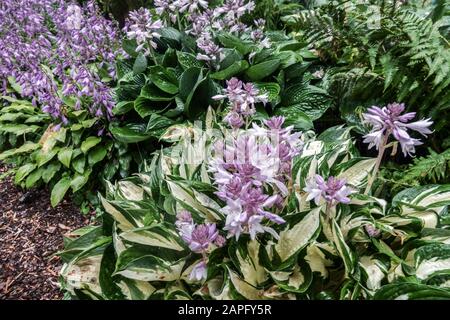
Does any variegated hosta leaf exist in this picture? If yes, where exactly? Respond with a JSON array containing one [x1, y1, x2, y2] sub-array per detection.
[[393, 185, 450, 216], [205, 277, 233, 300], [415, 243, 450, 281], [373, 283, 450, 300], [227, 267, 263, 300], [119, 224, 186, 251], [331, 218, 356, 276], [335, 158, 376, 190], [116, 180, 144, 201], [117, 278, 155, 300], [166, 179, 222, 221], [359, 255, 390, 292], [268, 262, 312, 293], [114, 246, 186, 282], [229, 240, 267, 286], [275, 207, 321, 262], [305, 244, 334, 278]]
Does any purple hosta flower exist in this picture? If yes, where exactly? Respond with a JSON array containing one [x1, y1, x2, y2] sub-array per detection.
[[0, 0, 120, 121], [365, 224, 381, 238], [362, 103, 433, 157], [214, 234, 226, 247], [66, 4, 83, 30], [214, 0, 255, 33], [213, 78, 267, 127], [124, 8, 163, 55], [190, 260, 208, 281], [180, 223, 219, 253], [196, 32, 224, 67], [175, 0, 209, 14], [304, 175, 354, 206]]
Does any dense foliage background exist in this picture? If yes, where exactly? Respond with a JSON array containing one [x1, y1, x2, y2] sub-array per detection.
[[1, 0, 450, 300]]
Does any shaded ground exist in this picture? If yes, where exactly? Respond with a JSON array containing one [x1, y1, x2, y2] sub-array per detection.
[[0, 166, 90, 300]]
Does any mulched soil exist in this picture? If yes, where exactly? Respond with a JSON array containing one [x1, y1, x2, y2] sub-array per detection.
[[0, 165, 91, 300]]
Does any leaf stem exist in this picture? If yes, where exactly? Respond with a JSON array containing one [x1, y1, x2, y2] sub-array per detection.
[[364, 133, 389, 195]]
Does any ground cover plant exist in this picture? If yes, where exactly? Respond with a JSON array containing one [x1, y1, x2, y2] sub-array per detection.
[[1, 0, 450, 300]]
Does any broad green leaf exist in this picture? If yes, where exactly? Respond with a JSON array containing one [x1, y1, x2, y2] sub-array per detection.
[[133, 53, 147, 74], [211, 60, 249, 80], [25, 167, 43, 188], [245, 59, 281, 81], [37, 147, 59, 167], [15, 163, 36, 184], [58, 147, 73, 168], [109, 123, 152, 143], [71, 170, 92, 192], [81, 137, 102, 154], [51, 177, 71, 207], [148, 66, 179, 94], [0, 142, 40, 160], [140, 84, 175, 101], [88, 145, 108, 166]]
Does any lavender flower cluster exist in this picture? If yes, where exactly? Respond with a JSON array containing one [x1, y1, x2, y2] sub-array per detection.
[[209, 116, 302, 240], [175, 210, 225, 281], [362, 102, 433, 157], [0, 0, 121, 123], [213, 77, 268, 128]]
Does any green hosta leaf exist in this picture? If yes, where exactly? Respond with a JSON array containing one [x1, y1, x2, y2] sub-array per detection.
[[0, 142, 40, 160], [274, 105, 313, 131], [109, 123, 152, 143], [217, 33, 254, 55], [36, 148, 59, 167], [281, 84, 331, 121], [255, 82, 281, 103], [15, 164, 37, 184], [133, 53, 147, 74], [176, 51, 203, 70], [88, 145, 108, 166], [51, 177, 71, 207], [0, 123, 40, 135], [42, 162, 61, 183], [245, 59, 281, 81], [220, 49, 244, 69], [211, 60, 249, 80], [184, 74, 215, 119], [25, 167, 43, 188], [72, 155, 86, 174], [81, 137, 102, 154], [134, 96, 160, 118], [275, 207, 321, 262], [146, 114, 174, 138], [0, 112, 25, 121], [113, 101, 134, 116], [140, 84, 175, 101], [148, 66, 179, 94], [71, 170, 92, 193], [373, 283, 450, 300], [179, 67, 202, 100], [58, 147, 73, 168], [415, 243, 450, 281]]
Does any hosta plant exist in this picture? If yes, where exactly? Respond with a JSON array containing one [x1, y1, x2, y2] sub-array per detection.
[[59, 111, 450, 300]]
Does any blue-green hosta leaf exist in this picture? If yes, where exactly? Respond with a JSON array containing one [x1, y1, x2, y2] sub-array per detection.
[[0, 142, 40, 160], [275, 207, 321, 262], [415, 243, 450, 281], [373, 283, 450, 300]]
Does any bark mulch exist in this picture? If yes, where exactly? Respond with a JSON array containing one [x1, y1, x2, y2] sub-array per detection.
[[0, 165, 91, 300]]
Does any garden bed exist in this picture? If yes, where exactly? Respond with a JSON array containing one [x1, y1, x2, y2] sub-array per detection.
[[0, 166, 90, 300]]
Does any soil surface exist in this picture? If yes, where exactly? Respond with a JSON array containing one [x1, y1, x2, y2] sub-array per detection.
[[0, 165, 90, 300]]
